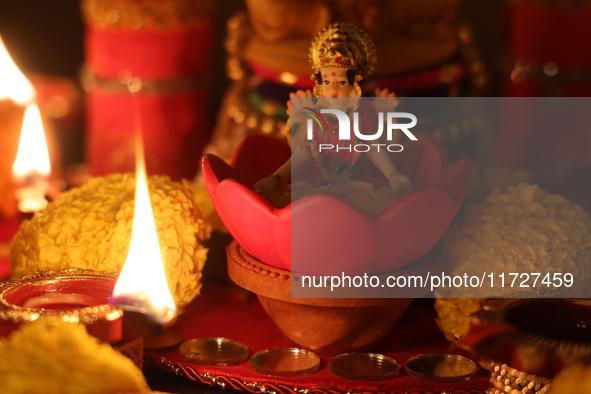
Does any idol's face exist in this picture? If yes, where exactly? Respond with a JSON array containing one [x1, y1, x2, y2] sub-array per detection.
[[320, 68, 356, 98]]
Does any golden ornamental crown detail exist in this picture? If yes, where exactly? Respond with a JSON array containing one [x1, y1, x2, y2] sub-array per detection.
[[309, 23, 376, 79]]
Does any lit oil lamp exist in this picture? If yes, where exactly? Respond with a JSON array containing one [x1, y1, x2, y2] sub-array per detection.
[[109, 133, 176, 324], [12, 103, 60, 216], [109, 125, 180, 351], [0, 35, 36, 219], [0, 35, 61, 218], [0, 132, 179, 357]]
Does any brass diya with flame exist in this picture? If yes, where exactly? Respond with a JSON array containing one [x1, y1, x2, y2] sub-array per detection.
[[1, 126, 180, 367]]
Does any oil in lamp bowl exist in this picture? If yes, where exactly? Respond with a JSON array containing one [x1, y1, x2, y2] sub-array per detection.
[[0, 268, 123, 343]]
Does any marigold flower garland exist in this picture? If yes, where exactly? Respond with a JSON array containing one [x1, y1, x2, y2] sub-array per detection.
[[0, 318, 150, 394], [549, 363, 591, 393], [435, 183, 591, 340]]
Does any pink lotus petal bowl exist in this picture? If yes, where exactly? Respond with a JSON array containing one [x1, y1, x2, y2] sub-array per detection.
[[203, 135, 471, 274]]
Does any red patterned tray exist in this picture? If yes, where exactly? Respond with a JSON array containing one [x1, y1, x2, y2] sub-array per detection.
[[144, 285, 489, 394]]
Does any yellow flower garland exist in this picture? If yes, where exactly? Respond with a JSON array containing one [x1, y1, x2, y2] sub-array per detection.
[[0, 318, 149, 394], [435, 183, 591, 340], [549, 363, 591, 394]]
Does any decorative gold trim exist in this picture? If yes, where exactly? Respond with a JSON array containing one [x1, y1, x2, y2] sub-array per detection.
[[202, 11, 288, 159], [0, 268, 123, 325], [228, 241, 290, 281], [499, 52, 591, 83], [457, 24, 488, 95], [81, 0, 214, 30], [80, 66, 206, 94], [205, 76, 287, 159], [144, 352, 488, 394], [225, 12, 250, 82], [309, 23, 376, 81], [312, 84, 322, 98], [489, 361, 551, 394], [354, 80, 362, 97]]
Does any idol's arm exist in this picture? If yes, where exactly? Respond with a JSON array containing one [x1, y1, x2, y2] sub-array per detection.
[[367, 149, 411, 196], [254, 125, 312, 197]]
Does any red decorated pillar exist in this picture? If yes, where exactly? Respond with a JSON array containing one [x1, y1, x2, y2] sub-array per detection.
[[496, 0, 591, 211], [497, 0, 591, 170], [81, 0, 214, 180], [502, 0, 591, 98]]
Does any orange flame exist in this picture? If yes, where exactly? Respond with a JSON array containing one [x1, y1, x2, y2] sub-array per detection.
[[12, 104, 51, 179], [111, 134, 176, 324], [12, 104, 53, 213], [0, 36, 35, 105]]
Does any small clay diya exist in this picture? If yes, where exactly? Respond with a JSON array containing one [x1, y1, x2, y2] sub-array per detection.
[[227, 241, 439, 356], [0, 268, 123, 343]]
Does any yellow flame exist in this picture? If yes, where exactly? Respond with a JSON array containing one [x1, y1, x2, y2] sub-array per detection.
[[0, 36, 35, 105], [12, 104, 51, 179], [111, 135, 176, 323]]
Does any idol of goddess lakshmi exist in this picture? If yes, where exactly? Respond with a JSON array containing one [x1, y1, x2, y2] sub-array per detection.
[[254, 24, 411, 214]]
